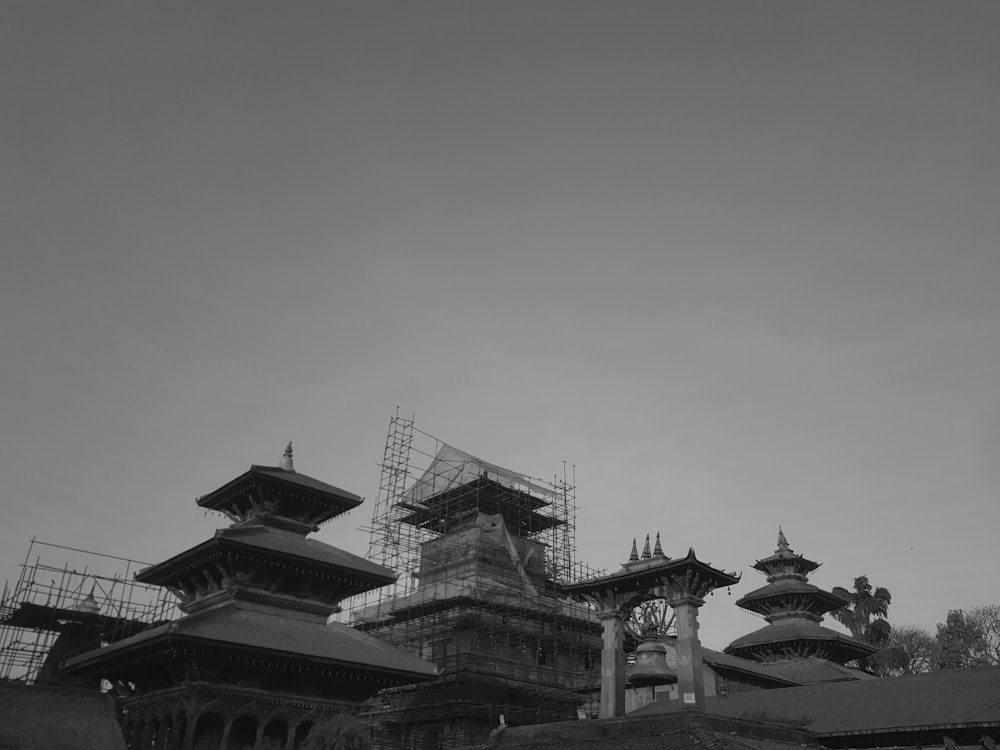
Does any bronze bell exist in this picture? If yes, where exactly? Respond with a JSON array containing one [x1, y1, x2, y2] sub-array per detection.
[[630, 634, 677, 687]]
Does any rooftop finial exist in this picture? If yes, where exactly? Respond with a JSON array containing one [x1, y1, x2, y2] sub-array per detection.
[[776, 526, 789, 553], [279, 441, 295, 473], [653, 532, 664, 557], [628, 538, 639, 563], [641, 534, 652, 559]]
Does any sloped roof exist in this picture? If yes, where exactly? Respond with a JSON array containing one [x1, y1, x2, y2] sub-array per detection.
[[401, 443, 562, 503], [0, 682, 126, 750], [196, 464, 362, 521], [486, 715, 821, 750], [700, 648, 801, 687], [725, 617, 877, 662], [138, 523, 395, 587], [762, 656, 875, 685], [630, 667, 1000, 737], [735, 578, 848, 614], [64, 600, 439, 683]]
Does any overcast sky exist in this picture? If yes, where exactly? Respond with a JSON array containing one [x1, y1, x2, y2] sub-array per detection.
[[2, 1, 999, 651]]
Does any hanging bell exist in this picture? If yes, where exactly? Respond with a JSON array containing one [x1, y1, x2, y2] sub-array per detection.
[[630, 633, 677, 687]]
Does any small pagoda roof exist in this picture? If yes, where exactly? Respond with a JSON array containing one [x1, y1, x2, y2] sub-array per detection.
[[725, 618, 877, 664], [752, 527, 821, 576], [137, 524, 396, 594], [396, 475, 564, 536], [197, 463, 362, 525], [736, 578, 850, 616], [63, 600, 440, 685], [562, 547, 739, 599]]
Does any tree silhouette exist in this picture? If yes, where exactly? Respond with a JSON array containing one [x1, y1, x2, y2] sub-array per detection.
[[831, 575, 892, 644], [935, 609, 990, 669], [831, 575, 893, 671], [302, 714, 370, 750]]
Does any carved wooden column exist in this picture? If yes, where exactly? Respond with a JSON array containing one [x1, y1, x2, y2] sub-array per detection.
[[653, 566, 727, 711], [670, 598, 706, 709], [596, 609, 626, 718]]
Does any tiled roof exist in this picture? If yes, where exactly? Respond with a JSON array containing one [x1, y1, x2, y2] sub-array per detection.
[[196, 465, 362, 518], [735, 578, 848, 612], [251, 465, 363, 502], [138, 523, 396, 585], [701, 649, 800, 687], [725, 617, 876, 660], [762, 657, 875, 685], [0, 682, 126, 750], [64, 600, 439, 682], [631, 667, 1000, 736], [487, 715, 822, 750], [489, 724, 822, 750]]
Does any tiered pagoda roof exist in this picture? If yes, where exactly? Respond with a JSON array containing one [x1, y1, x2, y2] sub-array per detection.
[[64, 444, 438, 745], [725, 529, 876, 665], [394, 444, 565, 538]]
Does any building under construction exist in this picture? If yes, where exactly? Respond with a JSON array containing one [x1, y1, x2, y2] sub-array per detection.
[[0, 539, 177, 688], [347, 414, 604, 750]]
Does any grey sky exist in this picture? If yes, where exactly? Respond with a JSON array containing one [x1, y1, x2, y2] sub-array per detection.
[[2, 1, 998, 649]]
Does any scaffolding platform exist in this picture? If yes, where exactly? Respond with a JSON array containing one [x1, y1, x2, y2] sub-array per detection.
[[345, 412, 606, 750], [0, 539, 179, 685]]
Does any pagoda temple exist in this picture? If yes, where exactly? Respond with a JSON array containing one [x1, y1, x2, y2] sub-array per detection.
[[350, 444, 600, 750], [64, 444, 438, 750], [724, 529, 876, 667]]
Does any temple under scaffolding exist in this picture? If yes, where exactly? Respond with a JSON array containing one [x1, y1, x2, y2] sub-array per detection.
[[347, 414, 602, 750]]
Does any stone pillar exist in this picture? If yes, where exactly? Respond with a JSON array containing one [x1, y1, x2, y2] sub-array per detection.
[[220, 717, 233, 749], [182, 711, 198, 749], [166, 711, 186, 750], [597, 609, 626, 719], [671, 599, 706, 710]]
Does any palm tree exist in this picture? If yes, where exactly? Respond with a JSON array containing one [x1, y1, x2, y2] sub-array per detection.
[[831, 575, 892, 644], [831, 575, 894, 672]]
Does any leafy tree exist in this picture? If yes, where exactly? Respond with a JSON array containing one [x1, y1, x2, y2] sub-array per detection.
[[302, 713, 370, 750], [877, 624, 937, 676], [969, 604, 1000, 665], [935, 609, 990, 669]]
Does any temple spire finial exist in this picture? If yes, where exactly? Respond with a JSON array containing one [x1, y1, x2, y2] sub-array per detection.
[[279, 441, 295, 473], [776, 526, 789, 553], [653, 532, 664, 557], [641, 534, 652, 559], [628, 538, 639, 563]]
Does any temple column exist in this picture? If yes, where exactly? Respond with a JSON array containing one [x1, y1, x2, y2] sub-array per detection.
[[220, 717, 233, 750], [166, 710, 186, 750], [182, 710, 198, 749], [597, 609, 626, 719], [670, 598, 706, 710]]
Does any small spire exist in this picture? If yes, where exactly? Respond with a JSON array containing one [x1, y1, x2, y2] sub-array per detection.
[[75, 584, 100, 615], [279, 441, 295, 472], [641, 534, 652, 559], [628, 538, 639, 562], [653, 532, 664, 557], [776, 526, 789, 553]]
